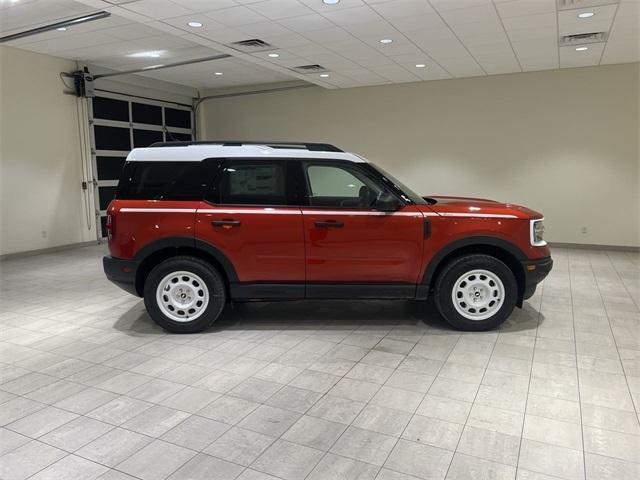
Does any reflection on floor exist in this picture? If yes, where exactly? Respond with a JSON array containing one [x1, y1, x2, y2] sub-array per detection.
[[0, 244, 638, 480]]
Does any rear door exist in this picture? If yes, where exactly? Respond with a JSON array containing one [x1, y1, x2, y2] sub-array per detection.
[[195, 159, 305, 290], [300, 160, 424, 285]]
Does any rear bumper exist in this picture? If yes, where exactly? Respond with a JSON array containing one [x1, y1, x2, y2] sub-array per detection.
[[103, 255, 140, 296], [521, 256, 553, 300]]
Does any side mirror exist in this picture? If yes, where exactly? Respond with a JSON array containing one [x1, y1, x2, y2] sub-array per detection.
[[375, 191, 401, 212]]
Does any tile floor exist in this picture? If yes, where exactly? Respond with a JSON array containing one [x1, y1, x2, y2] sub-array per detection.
[[0, 244, 639, 480]]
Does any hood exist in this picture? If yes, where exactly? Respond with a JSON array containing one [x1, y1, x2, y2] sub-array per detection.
[[422, 195, 542, 219]]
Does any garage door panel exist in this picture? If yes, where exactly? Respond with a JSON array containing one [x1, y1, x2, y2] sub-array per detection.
[[89, 94, 194, 238]]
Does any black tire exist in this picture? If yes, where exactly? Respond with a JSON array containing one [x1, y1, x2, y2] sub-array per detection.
[[143, 256, 226, 333], [434, 254, 517, 331]]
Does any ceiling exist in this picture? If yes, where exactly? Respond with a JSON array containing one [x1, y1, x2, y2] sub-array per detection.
[[1, 0, 638, 90]]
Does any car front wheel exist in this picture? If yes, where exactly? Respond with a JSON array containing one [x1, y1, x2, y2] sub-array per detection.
[[143, 256, 226, 333], [434, 254, 517, 331]]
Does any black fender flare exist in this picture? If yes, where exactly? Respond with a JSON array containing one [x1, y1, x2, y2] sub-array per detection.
[[420, 235, 526, 287], [133, 236, 239, 287]]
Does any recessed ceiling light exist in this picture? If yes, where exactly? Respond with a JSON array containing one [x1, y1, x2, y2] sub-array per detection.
[[129, 51, 164, 58], [268, 53, 280, 58], [187, 21, 202, 28], [575, 46, 588, 51], [319, 73, 329, 77], [323, 0, 340, 4], [214, 72, 223, 75], [380, 38, 393, 44], [415, 64, 426, 68], [56, 27, 67, 32], [577, 12, 594, 18]]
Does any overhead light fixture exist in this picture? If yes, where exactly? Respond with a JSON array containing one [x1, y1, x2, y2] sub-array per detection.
[[575, 46, 588, 51], [380, 38, 393, 44], [129, 50, 164, 58], [323, 0, 340, 4], [577, 12, 594, 18], [188, 21, 202, 28], [56, 27, 67, 32], [415, 64, 426, 68], [0, 10, 110, 43], [268, 52, 280, 58], [214, 72, 223, 75], [319, 73, 330, 77]]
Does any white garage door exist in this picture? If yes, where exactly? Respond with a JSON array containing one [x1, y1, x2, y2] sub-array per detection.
[[89, 92, 194, 238]]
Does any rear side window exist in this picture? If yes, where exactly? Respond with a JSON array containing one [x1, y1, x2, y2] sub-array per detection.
[[117, 161, 208, 200], [217, 161, 287, 205]]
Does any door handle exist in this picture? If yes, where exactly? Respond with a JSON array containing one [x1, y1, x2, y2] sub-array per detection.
[[314, 220, 344, 228], [212, 219, 241, 228]]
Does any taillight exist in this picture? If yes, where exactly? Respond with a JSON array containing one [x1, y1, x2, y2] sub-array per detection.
[[106, 213, 115, 241]]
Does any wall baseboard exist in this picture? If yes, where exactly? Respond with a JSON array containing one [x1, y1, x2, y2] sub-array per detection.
[[0, 240, 102, 261], [548, 242, 639, 252]]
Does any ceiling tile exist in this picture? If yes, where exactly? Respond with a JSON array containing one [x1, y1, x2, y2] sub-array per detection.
[[169, 0, 237, 14], [370, 0, 436, 19], [321, 5, 381, 26], [560, 42, 605, 67], [205, 6, 268, 27], [558, 4, 617, 36], [495, 0, 556, 18], [277, 13, 334, 32], [119, 0, 192, 20], [247, 0, 315, 20]]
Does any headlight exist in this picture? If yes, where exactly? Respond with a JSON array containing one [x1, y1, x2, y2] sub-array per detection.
[[530, 219, 546, 246]]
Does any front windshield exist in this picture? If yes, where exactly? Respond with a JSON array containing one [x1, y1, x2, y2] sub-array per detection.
[[369, 163, 427, 205]]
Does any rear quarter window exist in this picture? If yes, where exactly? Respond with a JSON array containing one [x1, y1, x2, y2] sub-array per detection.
[[116, 161, 209, 201]]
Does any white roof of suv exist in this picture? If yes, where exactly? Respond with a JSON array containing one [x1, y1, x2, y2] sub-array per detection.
[[126, 142, 366, 163]]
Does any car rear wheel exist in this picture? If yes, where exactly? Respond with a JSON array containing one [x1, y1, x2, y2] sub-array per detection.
[[434, 254, 517, 331], [144, 256, 226, 333]]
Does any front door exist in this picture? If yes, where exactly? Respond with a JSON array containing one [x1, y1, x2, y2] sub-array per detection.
[[300, 161, 424, 286], [195, 159, 305, 291]]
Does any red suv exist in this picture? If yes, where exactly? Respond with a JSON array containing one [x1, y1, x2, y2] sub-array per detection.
[[104, 141, 552, 333]]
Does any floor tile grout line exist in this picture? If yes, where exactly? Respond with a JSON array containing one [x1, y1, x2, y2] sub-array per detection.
[[567, 249, 588, 480], [514, 270, 544, 479]]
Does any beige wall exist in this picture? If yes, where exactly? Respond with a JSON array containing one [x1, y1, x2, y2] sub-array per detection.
[[200, 64, 640, 247], [0, 45, 95, 255]]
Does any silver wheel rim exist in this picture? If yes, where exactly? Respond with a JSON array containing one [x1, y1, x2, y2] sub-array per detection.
[[156, 271, 209, 322], [452, 269, 504, 321]]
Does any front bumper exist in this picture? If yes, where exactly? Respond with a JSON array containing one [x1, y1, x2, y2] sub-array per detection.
[[103, 255, 140, 296], [521, 256, 553, 300]]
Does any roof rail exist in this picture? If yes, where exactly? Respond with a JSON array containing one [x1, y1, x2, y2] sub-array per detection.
[[148, 140, 343, 153]]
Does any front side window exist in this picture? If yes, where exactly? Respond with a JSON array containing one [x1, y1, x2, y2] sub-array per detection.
[[218, 161, 286, 205], [305, 163, 383, 208]]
